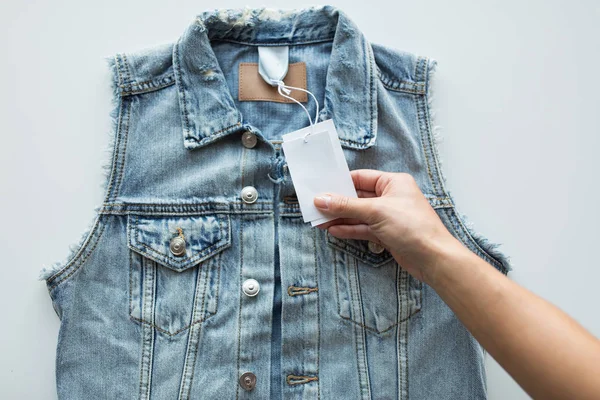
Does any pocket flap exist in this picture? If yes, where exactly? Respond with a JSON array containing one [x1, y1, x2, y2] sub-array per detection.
[[326, 231, 393, 268], [127, 214, 231, 272], [325, 195, 453, 267]]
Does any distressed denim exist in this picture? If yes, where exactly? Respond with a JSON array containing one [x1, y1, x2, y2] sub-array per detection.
[[40, 5, 511, 400]]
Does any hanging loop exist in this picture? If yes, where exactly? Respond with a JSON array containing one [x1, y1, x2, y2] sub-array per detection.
[[271, 79, 320, 142]]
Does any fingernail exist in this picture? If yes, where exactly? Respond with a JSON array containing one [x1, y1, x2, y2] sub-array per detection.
[[314, 195, 331, 209]]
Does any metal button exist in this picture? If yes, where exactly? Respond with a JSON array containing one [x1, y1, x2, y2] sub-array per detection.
[[241, 131, 258, 149], [239, 372, 256, 391], [241, 186, 258, 204], [367, 240, 385, 254], [242, 279, 260, 297], [170, 236, 186, 256]]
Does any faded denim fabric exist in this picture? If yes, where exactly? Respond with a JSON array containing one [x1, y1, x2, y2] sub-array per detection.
[[40, 5, 511, 400]]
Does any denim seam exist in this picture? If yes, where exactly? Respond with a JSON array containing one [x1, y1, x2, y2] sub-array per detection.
[[122, 54, 133, 94], [235, 215, 243, 400], [415, 56, 442, 196], [122, 80, 175, 96], [103, 200, 272, 207], [339, 138, 370, 150], [138, 257, 156, 399], [340, 296, 420, 334], [179, 253, 214, 399], [110, 95, 131, 202], [114, 54, 124, 92], [120, 76, 175, 96], [404, 265, 410, 399], [397, 265, 409, 399], [235, 147, 246, 400], [123, 77, 170, 88], [101, 197, 450, 208], [174, 38, 193, 142], [137, 259, 146, 399], [350, 254, 362, 395], [377, 67, 426, 94], [114, 53, 132, 94], [110, 209, 274, 216], [186, 122, 243, 147], [283, 195, 299, 204], [130, 315, 216, 338], [207, 37, 335, 47], [240, 146, 247, 189], [213, 216, 224, 316], [354, 257, 369, 398], [183, 260, 208, 398], [103, 68, 125, 203], [381, 82, 426, 94], [138, 261, 147, 399], [367, 41, 376, 145], [302, 280, 306, 374], [128, 250, 135, 323], [421, 56, 445, 196], [333, 247, 342, 319], [127, 284, 218, 333], [350, 257, 372, 399], [397, 265, 403, 399], [416, 59, 439, 194], [312, 227, 321, 400]]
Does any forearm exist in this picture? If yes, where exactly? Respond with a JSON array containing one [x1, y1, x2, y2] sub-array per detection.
[[423, 237, 600, 400]]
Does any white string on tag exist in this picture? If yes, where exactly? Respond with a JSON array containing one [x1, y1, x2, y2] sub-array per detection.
[[270, 79, 320, 142]]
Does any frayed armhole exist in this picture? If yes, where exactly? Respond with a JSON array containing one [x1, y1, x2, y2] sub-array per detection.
[[38, 56, 122, 284], [424, 59, 512, 274]]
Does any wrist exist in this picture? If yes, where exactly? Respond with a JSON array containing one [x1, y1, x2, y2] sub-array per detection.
[[420, 234, 470, 287]]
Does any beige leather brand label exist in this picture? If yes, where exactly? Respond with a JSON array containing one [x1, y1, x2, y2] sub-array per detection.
[[238, 62, 307, 103]]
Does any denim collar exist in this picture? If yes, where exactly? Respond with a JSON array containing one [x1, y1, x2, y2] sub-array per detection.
[[173, 6, 377, 150]]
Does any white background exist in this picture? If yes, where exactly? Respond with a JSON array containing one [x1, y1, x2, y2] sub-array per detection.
[[1, 1, 598, 399]]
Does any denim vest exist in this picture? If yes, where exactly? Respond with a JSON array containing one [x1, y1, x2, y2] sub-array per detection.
[[41, 6, 510, 399]]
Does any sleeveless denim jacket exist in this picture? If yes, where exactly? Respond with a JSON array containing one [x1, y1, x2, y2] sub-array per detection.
[[40, 6, 511, 399]]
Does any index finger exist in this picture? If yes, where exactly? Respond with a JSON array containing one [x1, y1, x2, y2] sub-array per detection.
[[350, 169, 389, 194]]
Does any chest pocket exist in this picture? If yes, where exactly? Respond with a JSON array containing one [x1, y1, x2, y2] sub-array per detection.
[[327, 231, 421, 335], [127, 214, 231, 336]]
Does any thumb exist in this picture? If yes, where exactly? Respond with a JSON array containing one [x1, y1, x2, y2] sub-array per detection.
[[313, 193, 373, 221]]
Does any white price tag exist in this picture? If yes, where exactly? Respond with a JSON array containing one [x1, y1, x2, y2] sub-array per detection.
[[281, 119, 357, 226]]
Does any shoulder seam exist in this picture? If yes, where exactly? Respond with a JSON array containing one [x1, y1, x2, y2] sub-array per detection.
[[120, 74, 176, 96], [377, 67, 426, 94]]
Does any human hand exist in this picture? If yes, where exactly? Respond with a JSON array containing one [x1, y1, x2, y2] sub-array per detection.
[[313, 169, 461, 282]]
